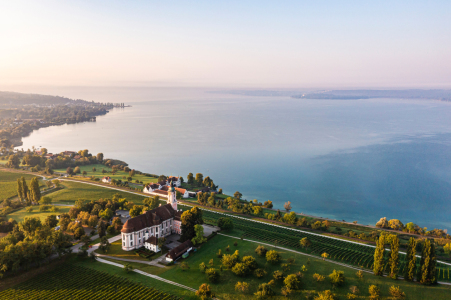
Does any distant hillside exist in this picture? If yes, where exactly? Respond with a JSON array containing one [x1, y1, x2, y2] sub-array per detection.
[[293, 89, 451, 101], [0, 91, 87, 105]]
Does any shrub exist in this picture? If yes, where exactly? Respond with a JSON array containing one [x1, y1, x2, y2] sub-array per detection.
[[346, 294, 357, 300], [254, 283, 274, 298], [315, 290, 336, 300], [349, 286, 359, 295], [234, 241, 238, 246], [313, 273, 325, 282], [26, 207, 33, 213], [206, 268, 220, 283], [281, 263, 290, 272], [356, 270, 364, 279], [217, 217, 234, 231], [221, 254, 238, 269], [199, 262, 207, 273], [124, 263, 133, 273], [389, 286, 405, 300], [235, 281, 249, 293], [284, 274, 301, 290], [273, 270, 284, 281], [232, 263, 248, 277], [196, 283, 213, 300], [254, 268, 267, 278], [328, 270, 345, 287], [368, 285, 380, 300], [266, 250, 280, 264], [242, 256, 257, 270], [180, 262, 190, 271], [255, 245, 267, 257], [217, 249, 222, 258]]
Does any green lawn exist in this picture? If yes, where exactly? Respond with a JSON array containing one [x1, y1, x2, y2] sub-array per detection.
[[54, 164, 159, 185], [7, 205, 72, 223], [0, 170, 43, 201], [94, 240, 150, 261], [48, 180, 147, 205], [123, 233, 451, 300]]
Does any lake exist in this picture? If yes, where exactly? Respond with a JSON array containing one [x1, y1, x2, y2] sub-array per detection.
[[17, 87, 451, 230]]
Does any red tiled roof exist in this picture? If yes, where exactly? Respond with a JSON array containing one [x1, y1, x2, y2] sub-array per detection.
[[160, 186, 169, 191], [153, 190, 168, 196], [166, 240, 193, 260], [175, 188, 187, 194], [121, 204, 176, 233]]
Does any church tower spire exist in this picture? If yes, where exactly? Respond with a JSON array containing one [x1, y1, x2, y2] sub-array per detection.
[[167, 181, 177, 211]]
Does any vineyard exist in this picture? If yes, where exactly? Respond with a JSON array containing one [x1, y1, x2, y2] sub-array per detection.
[[201, 209, 451, 282], [0, 264, 179, 300]]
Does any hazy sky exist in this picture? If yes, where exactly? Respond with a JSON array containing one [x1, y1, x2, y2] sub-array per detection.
[[1, 1, 450, 88]]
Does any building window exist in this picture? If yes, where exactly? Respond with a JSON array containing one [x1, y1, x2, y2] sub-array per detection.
[[130, 235, 133, 241], [138, 232, 140, 238], [122, 234, 125, 240], [131, 241, 133, 246], [123, 242, 125, 246]]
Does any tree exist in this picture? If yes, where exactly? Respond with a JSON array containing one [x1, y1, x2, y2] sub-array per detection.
[[44, 215, 58, 228], [29, 177, 41, 203], [217, 217, 234, 231], [39, 196, 52, 205], [373, 233, 385, 276], [88, 215, 99, 228], [221, 254, 238, 269], [180, 261, 190, 271], [235, 281, 249, 293], [74, 166, 81, 174], [206, 268, 220, 282], [82, 171, 87, 177], [313, 273, 325, 282], [284, 201, 292, 212], [187, 173, 194, 184], [263, 200, 273, 208], [97, 220, 107, 238], [266, 250, 281, 264], [196, 283, 213, 300], [233, 191, 242, 199], [253, 206, 263, 216], [321, 252, 329, 260], [180, 207, 203, 242], [375, 217, 389, 228], [92, 167, 97, 172], [232, 263, 248, 276], [300, 237, 312, 249], [6, 154, 20, 168], [284, 274, 301, 290], [20, 217, 42, 236], [45, 180, 53, 189], [21, 177, 29, 202], [368, 285, 380, 300], [99, 208, 114, 220], [66, 167, 73, 175], [417, 239, 437, 285], [254, 283, 274, 298], [388, 219, 404, 231], [328, 270, 345, 287], [158, 237, 166, 252], [96, 153, 104, 162], [314, 290, 336, 300], [195, 173, 203, 186], [199, 262, 207, 273], [406, 222, 416, 233], [389, 234, 400, 279], [99, 236, 111, 253], [17, 178, 24, 201], [80, 235, 91, 247], [144, 196, 160, 210], [389, 286, 406, 299], [124, 263, 134, 273], [52, 179, 60, 187], [273, 270, 284, 281], [242, 256, 257, 270], [255, 245, 267, 257], [129, 169, 135, 177], [129, 205, 143, 218], [192, 224, 207, 245], [74, 227, 85, 240], [254, 268, 267, 278]]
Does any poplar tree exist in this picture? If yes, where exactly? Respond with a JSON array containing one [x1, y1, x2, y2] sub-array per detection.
[[29, 177, 41, 203], [417, 239, 437, 285], [389, 234, 400, 279], [404, 237, 417, 281], [21, 177, 29, 201], [373, 233, 385, 276], [17, 178, 24, 201]]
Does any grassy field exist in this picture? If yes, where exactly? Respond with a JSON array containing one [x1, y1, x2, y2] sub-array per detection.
[[122, 234, 451, 300], [0, 170, 43, 201], [54, 164, 159, 184], [94, 240, 150, 261], [48, 180, 147, 205], [7, 206, 72, 223]]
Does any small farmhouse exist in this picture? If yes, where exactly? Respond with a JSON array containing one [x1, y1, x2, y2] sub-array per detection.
[[175, 187, 190, 198], [166, 240, 194, 262], [102, 176, 112, 183]]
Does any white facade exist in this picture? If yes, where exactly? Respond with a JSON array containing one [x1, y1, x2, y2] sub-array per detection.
[[102, 177, 112, 183], [121, 220, 173, 251]]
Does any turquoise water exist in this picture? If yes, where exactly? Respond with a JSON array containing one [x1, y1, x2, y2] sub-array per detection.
[[18, 87, 451, 229]]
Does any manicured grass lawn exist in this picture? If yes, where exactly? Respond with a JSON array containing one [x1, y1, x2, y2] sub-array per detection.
[[0, 170, 43, 200], [94, 239, 149, 262], [127, 233, 451, 300], [7, 206, 72, 223], [54, 164, 159, 185], [72, 256, 197, 299], [48, 180, 147, 205]]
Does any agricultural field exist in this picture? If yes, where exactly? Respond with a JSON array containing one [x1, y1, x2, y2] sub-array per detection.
[[0, 170, 43, 201], [54, 164, 159, 184], [0, 263, 181, 300], [6, 205, 72, 223], [201, 209, 451, 283], [119, 234, 451, 300], [48, 180, 147, 205]]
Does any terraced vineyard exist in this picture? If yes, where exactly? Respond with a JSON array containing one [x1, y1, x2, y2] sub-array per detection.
[[0, 264, 179, 300], [201, 209, 451, 282]]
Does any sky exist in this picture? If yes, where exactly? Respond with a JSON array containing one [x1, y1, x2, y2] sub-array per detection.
[[0, 1, 450, 89]]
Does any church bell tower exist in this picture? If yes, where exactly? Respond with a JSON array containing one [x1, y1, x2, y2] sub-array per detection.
[[167, 181, 177, 211]]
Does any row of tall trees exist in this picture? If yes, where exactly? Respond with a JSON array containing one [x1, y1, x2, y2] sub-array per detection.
[[17, 176, 41, 205], [373, 233, 437, 284]]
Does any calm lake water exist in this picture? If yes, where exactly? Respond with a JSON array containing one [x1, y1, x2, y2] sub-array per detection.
[[17, 87, 451, 230]]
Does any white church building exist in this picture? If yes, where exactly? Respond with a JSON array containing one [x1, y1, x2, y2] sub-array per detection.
[[121, 182, 183, 251]]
